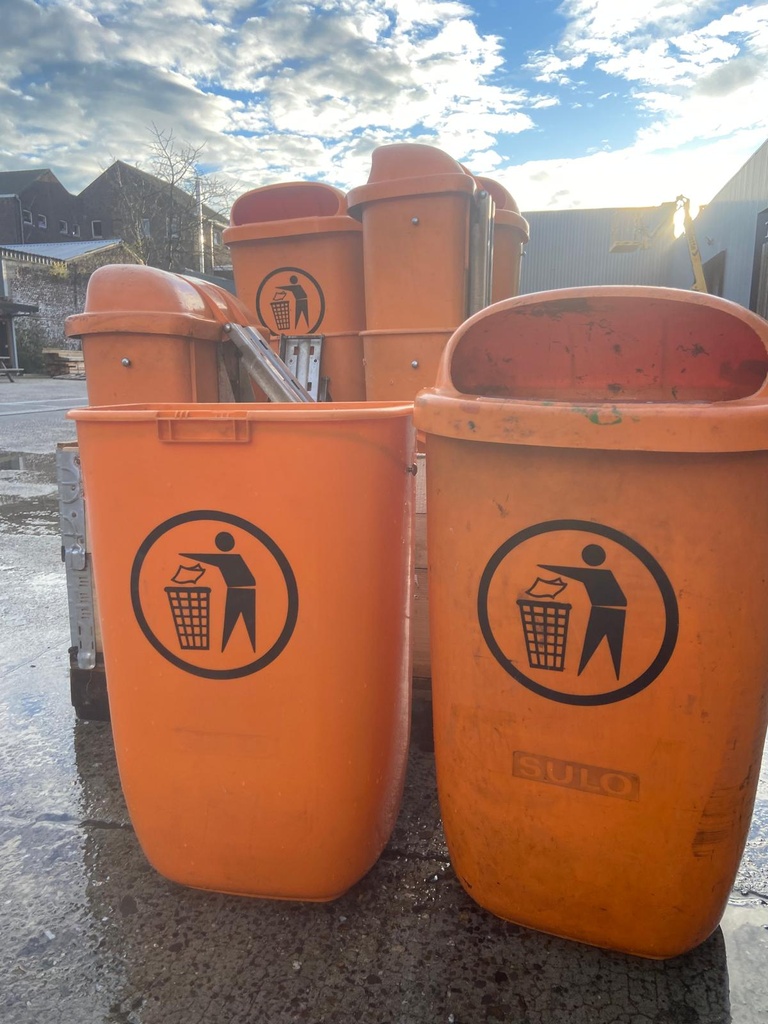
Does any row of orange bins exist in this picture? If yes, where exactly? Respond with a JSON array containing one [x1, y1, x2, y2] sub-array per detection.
[[64, 143, 768, 962], [68, 142, 528, 406]]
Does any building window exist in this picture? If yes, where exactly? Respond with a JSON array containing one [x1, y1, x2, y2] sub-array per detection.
[[59, 220, 68, 234], [91, 220, 103, 238], [36, 213, 47, 229], [72, 224, 80, 238], [213, 229, 222, 246], [22, 209, 32, 225], [141, 218, 151, 238]]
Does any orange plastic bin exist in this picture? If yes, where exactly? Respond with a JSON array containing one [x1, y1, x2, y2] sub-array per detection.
[[69, 401, 415, 900], [223, 182, 366, 400], [65, 264, 259, 406], [347, 144, 476, 401], [474, 176, 529, 303], [415, 286, 768, 958]]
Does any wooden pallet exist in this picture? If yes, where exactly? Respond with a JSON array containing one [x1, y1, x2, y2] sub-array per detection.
[[43, 349, 85, 377]]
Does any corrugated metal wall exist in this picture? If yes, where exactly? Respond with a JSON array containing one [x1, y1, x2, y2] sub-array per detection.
[[519, 205, 676, 294], [665, 141, 768, 309], [518, 141, 768, 313]]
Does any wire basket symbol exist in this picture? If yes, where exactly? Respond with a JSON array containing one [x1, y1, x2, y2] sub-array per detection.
[[270, 290, 292, 331], [165, 586, 211, 650], [517, 598, 571, 672]]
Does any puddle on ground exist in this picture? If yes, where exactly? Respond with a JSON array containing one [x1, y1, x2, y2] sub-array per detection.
[[0, 450, 58, 485], [0, 497, 61, 535], [0, 452, 61, 535]]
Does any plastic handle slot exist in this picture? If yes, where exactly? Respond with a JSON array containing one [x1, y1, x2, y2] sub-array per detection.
[[157, 416, 251, 443]]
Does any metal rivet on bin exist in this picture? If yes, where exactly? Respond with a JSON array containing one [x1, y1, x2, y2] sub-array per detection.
[[411, 217, 419, 225], [121, 358, 131, 367], [411, 360, 419, 369]]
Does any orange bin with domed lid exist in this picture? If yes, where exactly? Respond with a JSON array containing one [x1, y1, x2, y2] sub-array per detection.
[[347, 144, 477, 402], [65, 264, 258, 406], [223, 182, 366, 401], [415, 285, 768, 959]]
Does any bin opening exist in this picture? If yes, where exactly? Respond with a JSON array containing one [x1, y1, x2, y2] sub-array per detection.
[[449, 292, 768, 403], [230, 183, 347, 226]]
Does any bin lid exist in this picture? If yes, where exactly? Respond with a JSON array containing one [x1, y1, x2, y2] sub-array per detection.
[[229, 182, 349, 225], [414, 286, 768, 453], [473, 175, 530, 240], [223, 181, 363, 245], [346, 144, 475, 216], [65, 265, 255, 340]]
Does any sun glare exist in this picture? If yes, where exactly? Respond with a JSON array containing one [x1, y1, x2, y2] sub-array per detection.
[[673, 198, 700, 238]]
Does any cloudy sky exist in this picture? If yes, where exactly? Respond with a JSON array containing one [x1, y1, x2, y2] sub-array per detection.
[[1, 0, 767, 211]]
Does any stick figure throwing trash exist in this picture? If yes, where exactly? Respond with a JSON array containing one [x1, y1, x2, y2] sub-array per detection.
[[181, 532, 256, 652], [539, 544, 626, 678], [280, 275, 310, 329]]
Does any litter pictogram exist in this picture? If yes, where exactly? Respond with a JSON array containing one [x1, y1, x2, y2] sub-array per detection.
[[255, 267, 325, 335], [478, 520, 678, 706], [131, 510, 298, 680]]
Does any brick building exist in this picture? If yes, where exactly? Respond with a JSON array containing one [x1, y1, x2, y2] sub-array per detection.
[[0, 163, 229, 274]]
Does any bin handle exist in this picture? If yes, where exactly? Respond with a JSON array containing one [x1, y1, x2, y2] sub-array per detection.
[[157, 416, 251, 443]]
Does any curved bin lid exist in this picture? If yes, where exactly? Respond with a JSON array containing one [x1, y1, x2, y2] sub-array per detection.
[[347, 143, 475, 215], [65, 265, 254, 341], [223, 181, 361, 244], [414, 286, 768, 453]]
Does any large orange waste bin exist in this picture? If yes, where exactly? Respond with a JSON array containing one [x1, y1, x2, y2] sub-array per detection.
[[473, 176, 529, 303], [69, 401, 415, 899], [65, 265, 255, 405], [223, 182, 366, 401], [347, 144, 476, 401], [414, 286, 768, 958]]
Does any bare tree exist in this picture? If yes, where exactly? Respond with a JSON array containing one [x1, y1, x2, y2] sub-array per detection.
[[106, 125, 238, 273]]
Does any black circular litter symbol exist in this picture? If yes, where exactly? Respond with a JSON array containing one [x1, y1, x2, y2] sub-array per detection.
[[477, 519, 678, 706], [131, 510, 298, 680], [255, 266, 326, 335]]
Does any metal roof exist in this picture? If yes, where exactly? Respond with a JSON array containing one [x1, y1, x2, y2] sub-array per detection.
[[0, 239, 122, 263]]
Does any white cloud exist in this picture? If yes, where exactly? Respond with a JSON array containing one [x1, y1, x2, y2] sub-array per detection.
[[0, 0, 543, 194], [0, 0, 765, 215], [497, 127, 768, 212]]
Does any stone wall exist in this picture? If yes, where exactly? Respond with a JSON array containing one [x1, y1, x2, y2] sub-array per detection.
[[4, 246, 135, 372]]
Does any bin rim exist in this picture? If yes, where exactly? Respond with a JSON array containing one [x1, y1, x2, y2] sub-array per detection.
[[346, 172, 476, 217], [414, 285, 768, 454], [65, 310, 224, 341], [223, 215, 362, 245], [68, 401, 414, 424]]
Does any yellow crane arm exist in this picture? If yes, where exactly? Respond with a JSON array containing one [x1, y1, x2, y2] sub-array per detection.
[[676, 195, 707, 293]]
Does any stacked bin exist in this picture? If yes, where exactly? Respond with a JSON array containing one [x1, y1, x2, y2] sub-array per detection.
[[473, 176, 529, 304], [65, 264, 253, 405], [222, 182, 367, 400], [347, 144, 477, 403], [415, 286, 768, 958], [66, 264, 417, 900]]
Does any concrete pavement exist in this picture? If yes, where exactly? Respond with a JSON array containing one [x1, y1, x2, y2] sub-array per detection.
[[1, 377, 766, 1024]]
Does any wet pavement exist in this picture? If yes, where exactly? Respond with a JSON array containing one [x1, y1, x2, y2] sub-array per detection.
[[1, 377, 767, 1024]]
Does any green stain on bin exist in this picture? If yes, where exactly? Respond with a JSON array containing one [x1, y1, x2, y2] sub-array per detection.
[[572, 405, 623, 426]]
